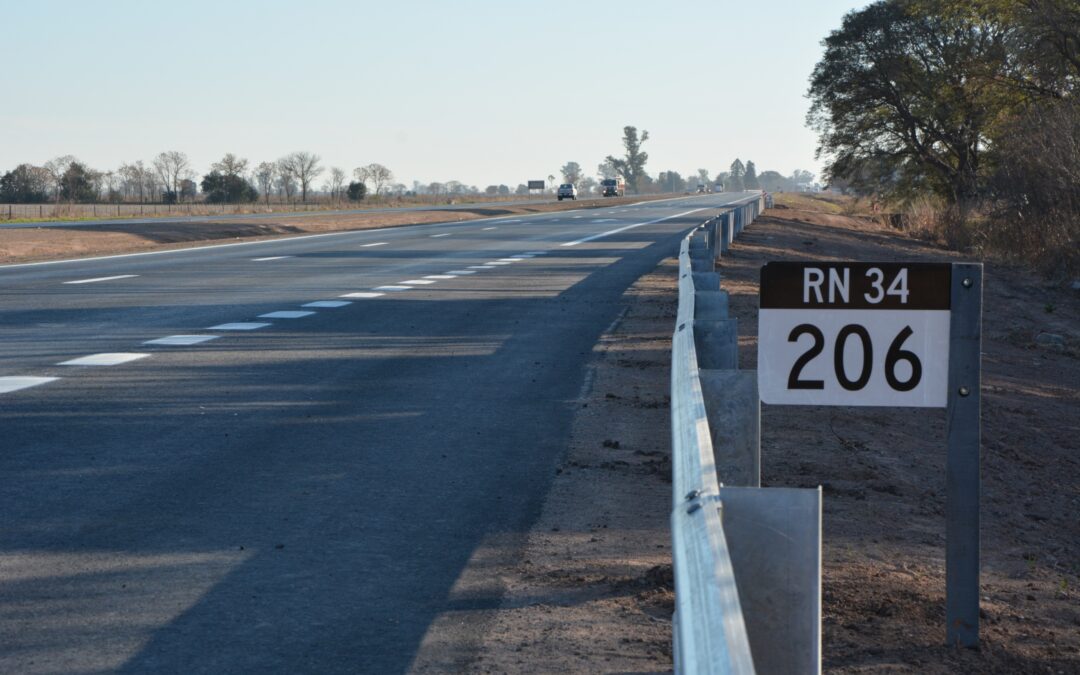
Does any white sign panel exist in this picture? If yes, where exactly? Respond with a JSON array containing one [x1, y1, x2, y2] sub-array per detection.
[[758, 262, 951, 408]]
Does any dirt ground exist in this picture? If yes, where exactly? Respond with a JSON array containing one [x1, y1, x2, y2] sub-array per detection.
[[0, 195, 672, 265], [722, 194, 1079, 673]]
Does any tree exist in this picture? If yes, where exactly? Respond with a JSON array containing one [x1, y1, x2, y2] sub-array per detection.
[[758, 170, 795, 192], [697, 169, 711, 186], [279, 152, 322, 202], [807, 1, 1013, 206], [744, 161, 760, 189], [44, 155, 76, 202], [180, 178, 198, 202], [275, 164, 297, 203], [346, 181, 367, 201], [254, 162, 276, 206], [560, 161, 583, 186], [60, 162, 96, 202], [597, 159, 617, 179], [0, 164, 50, 203], [201, 171, 257, 203], [578, 177, 598, 196], [605, 126, 650, 194], [211, 153, 248, 179], [657, 171, 686, 193], [328, 167, 347, 201], [152, 151, 191, 203], [728, 159, 746, 191], [791, 169, 815, 185], [354, 163, 393, 196]]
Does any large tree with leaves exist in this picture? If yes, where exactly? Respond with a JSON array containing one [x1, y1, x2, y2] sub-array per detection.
[[807, 1, 1016, 206], [605, 126, 649, 194]]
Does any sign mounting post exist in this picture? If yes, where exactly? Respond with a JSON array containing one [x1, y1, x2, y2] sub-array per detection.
[[758, 261, 983, 648]]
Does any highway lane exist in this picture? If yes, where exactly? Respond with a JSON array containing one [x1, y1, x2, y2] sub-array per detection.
[[0, 193, 753, 672]]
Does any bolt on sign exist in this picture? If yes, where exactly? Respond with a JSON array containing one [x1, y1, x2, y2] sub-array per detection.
[[757, 260, 984, 649]]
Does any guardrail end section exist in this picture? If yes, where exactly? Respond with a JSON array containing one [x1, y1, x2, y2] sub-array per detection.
[[720, 486, 822, 675]]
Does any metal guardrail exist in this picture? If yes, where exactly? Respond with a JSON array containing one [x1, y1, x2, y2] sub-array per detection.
[[670, 194, 821, 675]]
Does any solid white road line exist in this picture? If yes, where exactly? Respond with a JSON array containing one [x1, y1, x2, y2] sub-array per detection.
[[424, 275, 457, 279], [430, 233, 451, 238], [144, 335, 220, 346], [259, 311, 315, 319], [374, 285, 412, 291], [362, 242, 388, 247], [400, 279, 436, 285], [59, 353, 149, 366], [64, 275, 139, 285], [0, 376, 58, 394], [209, 322, 271, 330], [303, 300, 352, 308], [341, 292, 385, 298], [561, 208, 708, 247], [252, 256, 293, 261]]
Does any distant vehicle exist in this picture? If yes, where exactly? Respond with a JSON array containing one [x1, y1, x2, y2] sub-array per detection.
[[600, 178, 624, 197], [714, 182, 724, 193], [557, 184, 577, 201], [696, 184, 706, 193]]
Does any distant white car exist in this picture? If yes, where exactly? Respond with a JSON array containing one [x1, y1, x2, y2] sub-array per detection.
[[557, 184, 577, 201]]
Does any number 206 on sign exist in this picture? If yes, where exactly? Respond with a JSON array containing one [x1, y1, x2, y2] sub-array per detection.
[[758, 262, 951, 408]]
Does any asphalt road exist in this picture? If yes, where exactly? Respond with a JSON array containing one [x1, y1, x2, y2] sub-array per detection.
[[0, 193, 753, 673]]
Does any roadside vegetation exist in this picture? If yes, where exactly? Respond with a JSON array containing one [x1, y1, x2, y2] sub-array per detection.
[[808, 0, 1080, 277]]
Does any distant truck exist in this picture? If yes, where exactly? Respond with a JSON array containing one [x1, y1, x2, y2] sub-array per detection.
[[600, 178, 624, 197], [714, 182, 724, 193]]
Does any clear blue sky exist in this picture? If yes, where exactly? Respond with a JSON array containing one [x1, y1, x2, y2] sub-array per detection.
[[0, 0, 866, 188]]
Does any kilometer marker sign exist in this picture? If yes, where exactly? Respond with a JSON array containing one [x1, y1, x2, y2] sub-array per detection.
[[758, 262, 951, 407]]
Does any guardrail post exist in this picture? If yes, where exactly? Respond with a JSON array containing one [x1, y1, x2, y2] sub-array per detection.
[[694, 318, 737, 370], [694, 290, 729, 320], [698, 370, 759, 487], [690, 231, 715, 273], [692, 272, 721, 291], [720, 213, 731, 254], [720, 486, 822, 675]]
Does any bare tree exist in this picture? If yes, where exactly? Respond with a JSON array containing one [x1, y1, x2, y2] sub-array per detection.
[[354, 163, 394, 197], [212, 153, 249, 178], [44, 155, 76, 202], [152, 151, 190, 202], [255, 161, 277, 206], [329, 167, 346, 201], [275, 160, 298, 203], [279, 152, 322, 202]]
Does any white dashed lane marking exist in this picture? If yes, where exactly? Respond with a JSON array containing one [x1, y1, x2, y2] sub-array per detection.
[[497, 258, 522, 262], [259, 311, 315, 319], [341, 292, 385, 298], [64, 275, 139, 285], [361, 242, 388, 247], [209, 322, 271, 330], [0, 376, 58, 394], [447, 270, 476, 275], [59, 353, 149, 366], [486, 261, 512, 266], [468, 265, 495, 269], [374, 285, 411, 291], [430, 233, 451, 238], [303, 300, 352, 308], [424, 275, 457, 279], [144, 335, 220, 346], [400, 279, 436, 285], [482, 227, 497, 231], [252, 256, 293, 261]]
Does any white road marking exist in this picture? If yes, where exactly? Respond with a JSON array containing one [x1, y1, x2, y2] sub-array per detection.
[[209, 322, 271, 330], [482, 227, 498, 231], [573, 216, 584, 219], [468, 265, 495, 269], [59, 353, 149, 366], [497, 258, 522, 262], [64, 275, 139, 285], [0, 376, 58, 394], [511, 254, 534, 259], [400, 279, 436, 285], [374, 285, 412, 291], [524, 251, 547, 255], [424, 275, 457, 279], [144, 335, 220, 346], [430, 233, 451, 238], [447, 270, 476, 274], [591, 219, 617, 223], [341, 292, 385, 298], [486, 261, 513, 265], [259, 311, 315, 319], [303, 300, 352, 308], [561, 208, 708, 247], [362, 242, 388, 247], [252, 256, 292, 261]]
